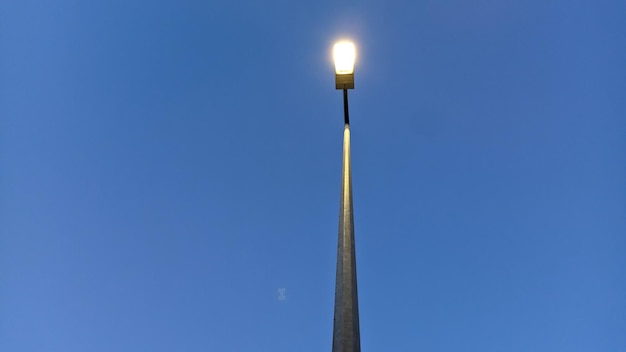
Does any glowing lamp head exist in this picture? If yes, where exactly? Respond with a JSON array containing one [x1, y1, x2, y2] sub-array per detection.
[[333, 41, 356, 74], [333, 41, 356, 90]]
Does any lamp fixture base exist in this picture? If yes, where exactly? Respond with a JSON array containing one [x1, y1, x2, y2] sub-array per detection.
[[335, 73, 354, 90]]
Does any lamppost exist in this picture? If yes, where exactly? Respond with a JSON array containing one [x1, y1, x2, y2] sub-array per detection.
[[331, 41, 361, 352]]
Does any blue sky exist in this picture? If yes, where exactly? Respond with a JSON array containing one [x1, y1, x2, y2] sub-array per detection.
[[1, 1, 625, 351]]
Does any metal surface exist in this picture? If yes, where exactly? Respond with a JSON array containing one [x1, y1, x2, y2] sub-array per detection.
[[336, 73, 355, 90], [332, 89, 361, 352], [343, 89, 350, 125]]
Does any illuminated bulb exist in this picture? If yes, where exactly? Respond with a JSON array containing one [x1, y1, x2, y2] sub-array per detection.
[[333, 41, 356, 75]]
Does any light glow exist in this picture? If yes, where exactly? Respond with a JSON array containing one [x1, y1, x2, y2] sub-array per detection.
[[333, 41, 356, 75]]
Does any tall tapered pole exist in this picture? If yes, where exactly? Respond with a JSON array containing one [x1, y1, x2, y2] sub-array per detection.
[[332, 89, 361, 352]]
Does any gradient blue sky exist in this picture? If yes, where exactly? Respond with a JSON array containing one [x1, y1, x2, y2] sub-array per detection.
[[1, 1, 625, 351]]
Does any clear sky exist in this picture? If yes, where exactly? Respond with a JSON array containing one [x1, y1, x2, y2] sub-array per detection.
[[1, 1, 625, 351]]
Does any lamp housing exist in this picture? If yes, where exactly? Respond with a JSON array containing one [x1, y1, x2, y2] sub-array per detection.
[[333, 41, 355, 89]]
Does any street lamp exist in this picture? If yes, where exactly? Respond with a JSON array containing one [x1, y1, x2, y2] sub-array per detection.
[[331, 40, 361, 352], [334, 41, 355, 90]]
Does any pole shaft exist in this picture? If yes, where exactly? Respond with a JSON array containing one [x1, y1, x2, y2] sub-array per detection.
[[332, 93, 360, 352], [343, 89, 350, 125]]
